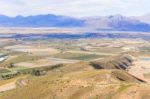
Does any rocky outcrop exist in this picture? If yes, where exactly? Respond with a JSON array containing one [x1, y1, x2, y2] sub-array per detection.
[[90, 54, 135, 70]]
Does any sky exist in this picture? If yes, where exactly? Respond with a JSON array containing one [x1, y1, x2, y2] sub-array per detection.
[[0, 0, 149, 17]]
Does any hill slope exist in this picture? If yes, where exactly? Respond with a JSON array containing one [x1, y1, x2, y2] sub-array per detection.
[[1, 54, 149, 99], [1, 69, 148, 99]]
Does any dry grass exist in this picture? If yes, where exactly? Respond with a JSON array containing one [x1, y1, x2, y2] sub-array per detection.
[[4, 45, 60, 56], [14, 57, 79, 68], [0, 54, 45, 68], [0, 68, 145, 99], [0, 38, 150, 99], [0, 75, 28, 86]]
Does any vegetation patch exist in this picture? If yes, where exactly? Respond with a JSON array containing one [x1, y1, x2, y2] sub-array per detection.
[[117, 84, 132, 93], [95, 47, 123, 53], [54, 52, 106, 61], [0, 71, 19, 80]]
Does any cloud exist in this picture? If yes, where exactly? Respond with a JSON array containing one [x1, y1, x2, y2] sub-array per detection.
[[0, 0, 149, 17]]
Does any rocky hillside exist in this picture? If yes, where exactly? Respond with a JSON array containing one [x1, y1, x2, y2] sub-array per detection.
[[1, 54, 149, 99], [90, 54, 134, 70]]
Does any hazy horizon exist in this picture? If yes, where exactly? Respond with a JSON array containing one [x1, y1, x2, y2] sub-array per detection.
[[0, 0, 149, 17], [0, 13, 149, 18]]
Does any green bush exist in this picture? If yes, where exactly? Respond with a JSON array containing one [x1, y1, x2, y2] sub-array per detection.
[[31, 70, 41, 76]]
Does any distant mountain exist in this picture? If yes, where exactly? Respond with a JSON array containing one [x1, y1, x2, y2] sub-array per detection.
[[109, 15, 150, 31], [0, 14, 85, 27], [0, 14, 150, 32], [84, 14, 150, 32], [133, 13, 150, 25]]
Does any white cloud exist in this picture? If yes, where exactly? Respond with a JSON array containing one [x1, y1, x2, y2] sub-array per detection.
[[0, 0, 149, 17]]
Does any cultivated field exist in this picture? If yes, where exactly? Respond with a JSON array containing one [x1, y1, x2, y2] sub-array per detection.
[[0, 33, 150, 99]]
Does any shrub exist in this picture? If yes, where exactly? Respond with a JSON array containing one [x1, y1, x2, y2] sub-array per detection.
[[31, 69, 41, 76]]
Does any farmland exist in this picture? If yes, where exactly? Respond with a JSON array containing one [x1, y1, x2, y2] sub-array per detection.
[[0, 32, 150, 99]]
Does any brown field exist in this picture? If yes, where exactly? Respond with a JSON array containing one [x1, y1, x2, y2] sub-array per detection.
[[4, 45, 60, 56], [14, 57, 79, 68]]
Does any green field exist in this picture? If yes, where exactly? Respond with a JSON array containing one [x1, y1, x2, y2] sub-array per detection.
[[53, 52, 107, 61], [94, 47, 123, 53]]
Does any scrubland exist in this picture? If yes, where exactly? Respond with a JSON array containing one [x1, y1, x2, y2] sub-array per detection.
[[0, 37, 150, 99]]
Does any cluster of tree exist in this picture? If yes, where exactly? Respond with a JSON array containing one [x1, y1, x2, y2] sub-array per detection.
[[0, 72, 19, 80], [0, 64, 63, 80]]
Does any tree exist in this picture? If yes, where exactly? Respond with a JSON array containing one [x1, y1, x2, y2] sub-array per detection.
[[31, 69, 41, 76]]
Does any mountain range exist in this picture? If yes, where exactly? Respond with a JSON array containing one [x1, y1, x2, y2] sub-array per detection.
[[0, 14, 150, 32]]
